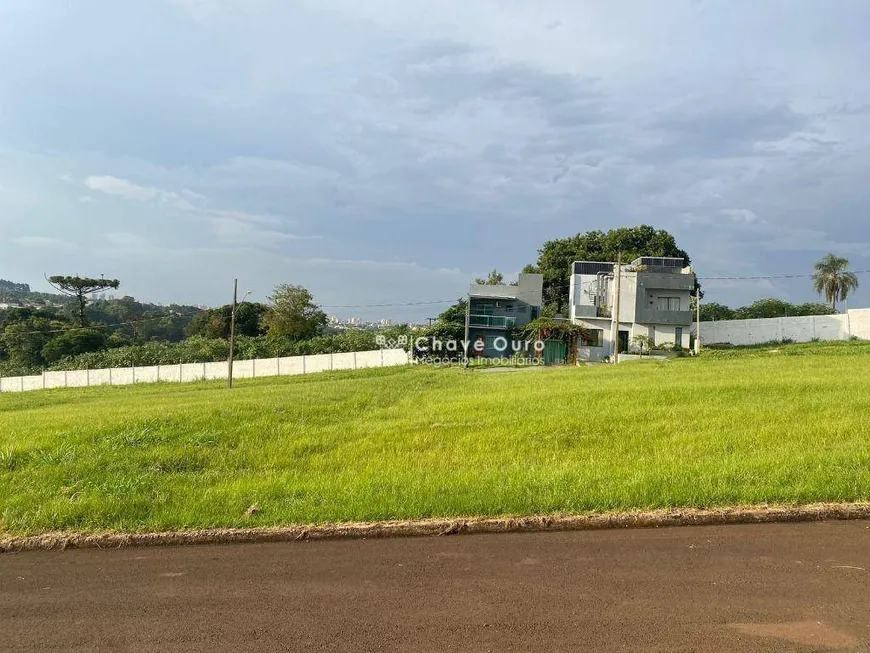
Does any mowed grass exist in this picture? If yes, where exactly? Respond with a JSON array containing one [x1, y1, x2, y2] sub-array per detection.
[[2, 341, 870, 535]]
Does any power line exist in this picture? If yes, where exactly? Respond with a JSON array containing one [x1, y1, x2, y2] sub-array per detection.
[[701, 269, 870, 281], [321, 299, 458, 308]]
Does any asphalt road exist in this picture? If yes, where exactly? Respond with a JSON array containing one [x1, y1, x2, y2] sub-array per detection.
[[2, 521, 869, 652]]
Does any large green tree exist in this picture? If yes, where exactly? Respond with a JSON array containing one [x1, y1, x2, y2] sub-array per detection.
[[263, 284, 327, 341], [47, 275, 120, 327], [523, 225, 691, 314], [812, 253, 859, 312], [40, 328, 107, 363], [0, 313, 68, 372]]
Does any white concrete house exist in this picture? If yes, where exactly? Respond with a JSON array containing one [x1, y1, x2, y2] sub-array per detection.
[[569, 257, 696, 361]]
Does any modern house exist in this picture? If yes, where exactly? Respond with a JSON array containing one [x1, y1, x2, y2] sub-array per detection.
[[569, 257, 696, 361], [467, 273, 544, 358]]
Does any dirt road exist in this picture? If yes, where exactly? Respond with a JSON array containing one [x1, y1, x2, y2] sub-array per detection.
[[2, 521, 868, 652]]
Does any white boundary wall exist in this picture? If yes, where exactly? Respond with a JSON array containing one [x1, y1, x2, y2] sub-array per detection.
[[696, 309, 870, 346], [0, 348, 410, 394]]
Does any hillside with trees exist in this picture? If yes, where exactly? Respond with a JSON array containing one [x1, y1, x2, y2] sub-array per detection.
[[0, 277, 411, 376]]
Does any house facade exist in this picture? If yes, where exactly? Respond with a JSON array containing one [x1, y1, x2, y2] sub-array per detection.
[[569, 257, 695, 361], [467, 273, 543, 358]]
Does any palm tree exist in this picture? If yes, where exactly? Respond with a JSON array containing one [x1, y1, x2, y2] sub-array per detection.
[[812, 253, 859, 312]]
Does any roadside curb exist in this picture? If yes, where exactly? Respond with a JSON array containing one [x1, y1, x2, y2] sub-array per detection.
[[3, 502, 869, 553]]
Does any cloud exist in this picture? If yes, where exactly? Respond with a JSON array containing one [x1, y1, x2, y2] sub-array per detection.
[[720, 208, 764, 225], [11, 236, 73, 250], [646, 103, 809, 161], [85, 175, 163, 201], [209, 217, 316, 247], [82, 174, 304, 244]]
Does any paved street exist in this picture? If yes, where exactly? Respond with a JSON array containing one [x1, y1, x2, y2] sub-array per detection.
[[2, 521, 868, 652]]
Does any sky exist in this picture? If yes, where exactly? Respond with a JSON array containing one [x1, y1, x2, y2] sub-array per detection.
[[1, 0, 869, 321]]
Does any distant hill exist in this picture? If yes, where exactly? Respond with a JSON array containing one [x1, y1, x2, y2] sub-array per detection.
[[0, 279, 31, 293]]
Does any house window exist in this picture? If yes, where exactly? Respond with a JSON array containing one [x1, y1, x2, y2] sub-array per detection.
[[656, 297, 681, 311], [583, 329, 604, 347], [484, 335, 498, 350], [477, 303, 494, 315], [675, 327, 683, 346]]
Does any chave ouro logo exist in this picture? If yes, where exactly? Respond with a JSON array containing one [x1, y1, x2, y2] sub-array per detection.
[[376, 334, 546, 365]]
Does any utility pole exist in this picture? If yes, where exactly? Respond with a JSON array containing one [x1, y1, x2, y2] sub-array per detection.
[[228, 278, 238, 389], [611, 255, 622, 364], [695, 289, 701, 355], [463, 295, 471, 368]]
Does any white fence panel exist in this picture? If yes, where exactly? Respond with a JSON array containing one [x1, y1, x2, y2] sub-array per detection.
[[21, 375, 43, 391], [111, 368, 135, 385], [254, 359, 279, 378], [180, 363, 206, 382], [356, 350, 382, 369], [135, 366, 160, 384], [203, 362, 227, 380], [850, 309, 870, 340], [278, 356, 304, 375], [330, 352, 355, 371], [231, 360, 254, 379], [305, 354, 333, 373], [88, 369, 112, 386], [44, 371, 67, 389]]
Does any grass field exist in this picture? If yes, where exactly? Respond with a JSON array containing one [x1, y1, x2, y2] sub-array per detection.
[[2, 341, 870, 536]]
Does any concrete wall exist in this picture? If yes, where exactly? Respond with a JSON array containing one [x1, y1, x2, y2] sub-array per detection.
[[0, 349, 410, 394], [696, 309, 870, 346]]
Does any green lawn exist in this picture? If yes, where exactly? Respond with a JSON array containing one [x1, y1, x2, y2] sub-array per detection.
[[2, 341, 870, 536]]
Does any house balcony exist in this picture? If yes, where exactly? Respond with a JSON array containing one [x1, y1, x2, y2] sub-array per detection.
[[636, 309, 693, 326], [469, 314, 516, 328]]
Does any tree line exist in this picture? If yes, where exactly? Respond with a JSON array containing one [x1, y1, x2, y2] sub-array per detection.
[[1, 227, 862, 375], [0, 280, 410, 376]]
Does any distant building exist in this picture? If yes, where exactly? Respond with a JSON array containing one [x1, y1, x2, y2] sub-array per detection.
[[569, 257, 695, 361], [466, 273, 544, 358]]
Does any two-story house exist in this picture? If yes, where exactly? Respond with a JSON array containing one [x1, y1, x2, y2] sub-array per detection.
[[466, 273, 543, 358], [569, 257, 695, 361]]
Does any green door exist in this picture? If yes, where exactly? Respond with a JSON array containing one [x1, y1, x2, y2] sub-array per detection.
[[618, 330, 630, 354], [542, 340, 567, 365]]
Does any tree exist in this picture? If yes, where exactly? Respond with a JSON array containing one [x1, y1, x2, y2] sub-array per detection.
[[812, 253, 859, 312], [184, 302, 267, 339], [263, 284, 327, 341], [47, 275, 120, 327], [474, 270, 505, 285], [0, 314, 68, 372], [40, 328, 107, 363], [699, 302, 736, 322], [631, 334, 653, 356], [524, 225, 691, 314]]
